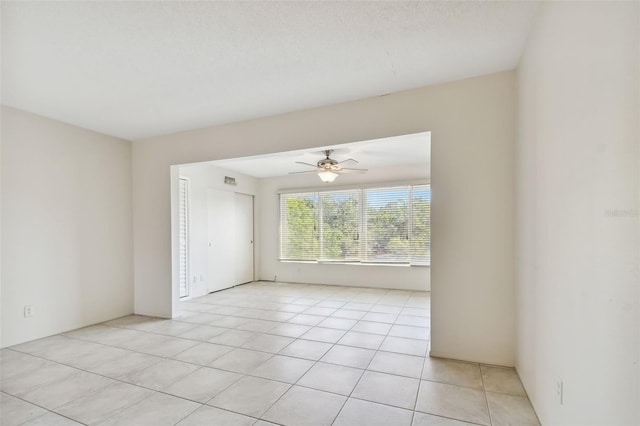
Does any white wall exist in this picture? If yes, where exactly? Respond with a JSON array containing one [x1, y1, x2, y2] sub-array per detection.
[[516, 2, 639, 424], [176, 164, 258, 300], [133, 70, 516, 366], [1, 106, 133, 348], [258, 164, 430, 290]]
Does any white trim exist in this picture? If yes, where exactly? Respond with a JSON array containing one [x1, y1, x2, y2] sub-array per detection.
[[276, 179, 430, 195]]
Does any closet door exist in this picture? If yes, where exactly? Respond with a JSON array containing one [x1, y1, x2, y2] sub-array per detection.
[[207, 189, 235, 292], [235, 193, 254, 285]]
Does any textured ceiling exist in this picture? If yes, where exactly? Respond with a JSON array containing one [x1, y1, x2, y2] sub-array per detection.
[[209, 132, 430, 178], [1, 1, 539, 140]]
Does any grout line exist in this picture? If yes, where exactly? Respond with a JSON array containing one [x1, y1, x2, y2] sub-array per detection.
[[4, 283, 431, 426]]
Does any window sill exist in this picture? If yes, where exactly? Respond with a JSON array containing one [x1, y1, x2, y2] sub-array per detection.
[[278, 260, 430, 267]]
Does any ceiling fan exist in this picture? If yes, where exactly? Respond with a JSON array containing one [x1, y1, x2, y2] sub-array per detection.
[[289, 149, 368, 182]]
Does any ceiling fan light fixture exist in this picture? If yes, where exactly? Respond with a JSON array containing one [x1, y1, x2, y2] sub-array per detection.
[[318, 170, 338, 182]]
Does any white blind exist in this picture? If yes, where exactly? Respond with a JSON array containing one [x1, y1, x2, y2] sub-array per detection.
[[178, 178, 189, 298], [364, 186, 410, 263], [411, 184, 431, 265], [279, 184, 430, 265], [280, 192, 319, 260], [320, 190, 361, 261]]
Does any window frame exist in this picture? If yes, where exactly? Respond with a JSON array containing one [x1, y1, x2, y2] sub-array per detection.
[[278, 181, 430, 266]]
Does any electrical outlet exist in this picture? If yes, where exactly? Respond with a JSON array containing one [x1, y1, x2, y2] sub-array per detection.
[[24, 305, 34, 317], [200, 274, 205, 281], [556, 379, 563, 405], [192, 276, 197, 284]]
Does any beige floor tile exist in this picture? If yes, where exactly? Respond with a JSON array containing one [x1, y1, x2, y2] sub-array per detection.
[[288, 314, 325, 326], [412, 412, 476, 425], [481, 366, 526, 396], [301, 327, 347, 343], [249, 355, 314, 383], [267, 323, 312, 338], [343, 302, 373, 311], [352, 371, 420, 409], [396, 315, 430, 327], [208, 376, 290, 417], [0, 350, 54, 380], [278, 339, 333, 360], [236, 319, 280, 333], [163, 367, 242, 403], [209, 348, 272, 374], [209, 329, 259, 347], [21, 412, 83, 425], [0, 392, 47, 426], [317, 317, 358, 330], [176, 405, 255, 426], [177, 325, 227, 341], [317, 300, 346, 309], [1, 363, 78, 395], [362, 312, 398, 323], [486, 392, 540, 426], [370, 305, 403, 315], [297, 362, 364, 395], [321, 345, 375, 369], [54, 381, 152, 425], [338, 331, 385, 350], [422, 358, 482, 390], [262, 385, 346, 426], [124, 359, 200, 390], [304, 306, 337, 316], [351, 321, 392, 335], [63, 345, 131, 370], [368, 351, 424, 378], [139, 336, 199, 357], [380, 336, 428, 356], [88, 351, 161, 379], [334, 398, 413, 426], [331, 309, 367, 320], [415, 380, 490, 425], [98, 392, 200, 426], [19, 371, 114, 409], [242, 334, 294, 353], [172, 342, 234, 365], [389, 325, 430, 340]]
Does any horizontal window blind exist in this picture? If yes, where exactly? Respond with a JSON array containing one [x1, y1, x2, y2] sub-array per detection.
[[411, 184, 431, 265], [364, 187, 410, 263], [280, 192, 319, 260], [279, 184, 430, 265], [320, 190, 361, 261]]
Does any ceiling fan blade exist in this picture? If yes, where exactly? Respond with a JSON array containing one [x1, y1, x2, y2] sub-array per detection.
[[288, 170, 319, 175], [295, 161, 318, 168], [337, 158, 359, 165], [338, 168, 368, 174]]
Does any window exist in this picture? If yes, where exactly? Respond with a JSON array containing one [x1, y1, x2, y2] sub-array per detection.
[[279, 184, 430, 265]]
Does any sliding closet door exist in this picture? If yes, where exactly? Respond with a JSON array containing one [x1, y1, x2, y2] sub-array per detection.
[[207, 188, 235, 292], [235, 193, 254, 285]]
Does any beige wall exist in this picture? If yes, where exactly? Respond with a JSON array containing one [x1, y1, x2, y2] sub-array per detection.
[[1, 106, 133, 347], [133, 70, 517, 366], [516, 2, 639, 424]]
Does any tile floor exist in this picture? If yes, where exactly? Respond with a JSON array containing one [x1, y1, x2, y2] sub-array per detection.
[[1, 281, 540, 426]]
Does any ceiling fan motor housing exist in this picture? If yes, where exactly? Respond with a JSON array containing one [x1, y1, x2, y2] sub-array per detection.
[[317, 157, 339, 170]]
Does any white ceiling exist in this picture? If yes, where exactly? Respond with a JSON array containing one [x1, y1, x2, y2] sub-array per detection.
[[209, 132, 430, 178], [1, 1, 539, 141]]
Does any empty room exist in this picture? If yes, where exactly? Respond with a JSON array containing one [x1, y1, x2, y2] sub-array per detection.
[[1, 1, 638, 426]]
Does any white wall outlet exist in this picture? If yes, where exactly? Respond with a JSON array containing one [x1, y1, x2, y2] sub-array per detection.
[[192, 276, 197, 284], [556, 378, 563, 405], [24, 305, 34, 317], [200, 274, 205, 281]]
